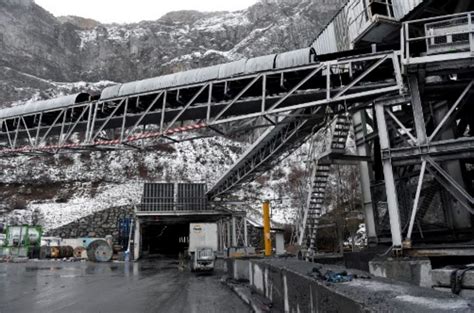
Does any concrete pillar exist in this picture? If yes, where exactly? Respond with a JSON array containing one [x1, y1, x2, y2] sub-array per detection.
[[275, 232, 285, 255], [375, 102, 403, 248], [433, 101, 472, 229], [352, 110, 377, 244], [217, 220, 223, 252], [232, 216, 237, 247], [133, 219, 141, 261]]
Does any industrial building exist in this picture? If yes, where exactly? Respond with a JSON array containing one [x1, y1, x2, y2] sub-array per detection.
[[1, 0, 474, 310]]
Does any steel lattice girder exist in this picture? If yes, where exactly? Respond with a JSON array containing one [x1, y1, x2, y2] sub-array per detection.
[[385, 137, 474, 165], [0, 51, 403, 155], [207, 106, 329, 199]]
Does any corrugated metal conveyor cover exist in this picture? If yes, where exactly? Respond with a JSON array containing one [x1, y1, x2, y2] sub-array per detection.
[[118, 81, 139, 98], [118, 73, 175, 99], [312, 22, 339, 55], [175, 64, 221, 86], [137, 73, 179, 94], [218, 59, 247, 79], [100, 73, 177, 101], [100, 84, 122, 101], [275, 48, 315, 69], [244, 54, 277, 74], [0, 93, 89, 119], [100, 64, 223, 101], [100, 56, 268, 101], [392, 0, 424, 20]]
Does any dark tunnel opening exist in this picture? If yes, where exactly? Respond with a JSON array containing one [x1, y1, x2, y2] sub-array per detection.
[[141, 223, 189, 258]]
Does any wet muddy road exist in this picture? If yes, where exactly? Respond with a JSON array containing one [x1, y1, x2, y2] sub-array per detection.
[[0, 258, 250, 313]]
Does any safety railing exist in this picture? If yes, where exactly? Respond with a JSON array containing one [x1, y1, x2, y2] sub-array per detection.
[[401, 11, 474, 65]]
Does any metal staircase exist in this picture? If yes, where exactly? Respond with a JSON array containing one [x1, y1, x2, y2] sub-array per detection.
[[295, 113, 352, 253]]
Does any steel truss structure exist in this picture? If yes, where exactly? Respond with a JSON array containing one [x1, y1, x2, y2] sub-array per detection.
[[374, 77, 474, 249], [211, 12, 474, 253], [0, 52, 402, 156], [206, 51, 404, 198], [356, 12, 474, 251], [0, 7, 473, 256]]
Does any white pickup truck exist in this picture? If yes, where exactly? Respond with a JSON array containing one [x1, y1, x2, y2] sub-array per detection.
[[188, 223, 218, 272]]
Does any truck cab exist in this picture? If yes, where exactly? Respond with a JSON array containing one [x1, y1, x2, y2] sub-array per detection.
[[190, 247, 215, 272]]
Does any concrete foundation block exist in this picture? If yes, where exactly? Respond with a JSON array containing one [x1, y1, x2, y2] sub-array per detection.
[[233, 259, 250, 281], [433, 287, 474, 299], [432, 268, 474, 289], [369, 257, 432, 287]]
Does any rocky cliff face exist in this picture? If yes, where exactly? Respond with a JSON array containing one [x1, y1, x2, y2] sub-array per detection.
[[0, 0, 83, 102], [0, 0, 348, 230], [0, 0, 344, 105]]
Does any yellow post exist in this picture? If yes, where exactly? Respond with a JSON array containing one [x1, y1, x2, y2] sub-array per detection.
[[263, 200, 272, 256]]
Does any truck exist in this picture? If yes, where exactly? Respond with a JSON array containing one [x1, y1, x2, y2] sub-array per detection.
[[188, 223, 218, 272]]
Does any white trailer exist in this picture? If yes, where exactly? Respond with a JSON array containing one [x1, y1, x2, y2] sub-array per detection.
[[188, 223, 218, 272]]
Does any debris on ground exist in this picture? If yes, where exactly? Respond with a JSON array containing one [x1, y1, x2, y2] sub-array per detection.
[[308, 265, 358, 283]]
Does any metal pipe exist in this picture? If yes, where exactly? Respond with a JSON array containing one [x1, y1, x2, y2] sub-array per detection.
[[352, 110, 377, 243], [263, 200, 272, 256]]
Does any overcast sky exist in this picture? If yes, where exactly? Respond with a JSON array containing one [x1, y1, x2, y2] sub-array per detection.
[[35, 0, 259, 24]]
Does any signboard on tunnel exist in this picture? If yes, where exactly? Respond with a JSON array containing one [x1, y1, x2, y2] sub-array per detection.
[[138, 182, 208, 212]]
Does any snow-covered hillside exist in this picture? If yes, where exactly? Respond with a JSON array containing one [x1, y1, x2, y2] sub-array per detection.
[[0, 0, 358, 234], [0, 134, 247, 230]]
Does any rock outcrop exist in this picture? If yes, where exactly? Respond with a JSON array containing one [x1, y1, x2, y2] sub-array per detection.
[[0, 0, 345, 105]]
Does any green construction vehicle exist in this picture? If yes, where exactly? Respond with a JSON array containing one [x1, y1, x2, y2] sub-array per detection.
[[1, 225, 42, 258]]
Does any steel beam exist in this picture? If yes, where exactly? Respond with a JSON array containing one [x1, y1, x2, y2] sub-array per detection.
[[406, 160, 427, 241], [428, 80, 473, 143], [375, 102, 403, 248], [408, 75, 428, 145], [385, 137, 474, 164], [352, 110, 377, 243]]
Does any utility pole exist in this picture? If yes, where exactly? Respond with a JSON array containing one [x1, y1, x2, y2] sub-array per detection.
[[263, 200, 272, 256]]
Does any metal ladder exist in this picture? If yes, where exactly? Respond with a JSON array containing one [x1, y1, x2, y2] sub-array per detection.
[[330, 114, 352, 154], [296, 114, 352, 254]]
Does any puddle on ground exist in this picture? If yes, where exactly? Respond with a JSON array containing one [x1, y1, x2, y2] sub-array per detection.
[[59, 274, 79, 278], [25, 267, 63, 272], [159, 266, 177, 270]]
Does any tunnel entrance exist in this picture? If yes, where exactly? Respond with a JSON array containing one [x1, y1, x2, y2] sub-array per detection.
[[141, 223, 189, 258]]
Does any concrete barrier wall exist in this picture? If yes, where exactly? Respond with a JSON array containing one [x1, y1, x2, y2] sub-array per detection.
[[226, 258, 250, 282], [248, 260, 365, 313], [226, 258, 474, 313], [227, 258, 366, 312]]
